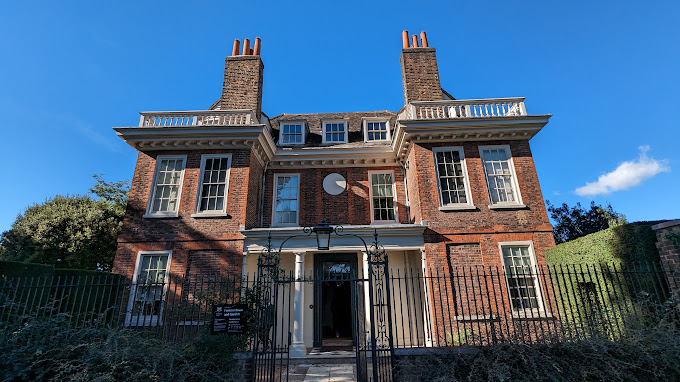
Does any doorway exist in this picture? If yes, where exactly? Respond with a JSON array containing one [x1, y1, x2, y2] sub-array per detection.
[[313, 253, 358, 349]]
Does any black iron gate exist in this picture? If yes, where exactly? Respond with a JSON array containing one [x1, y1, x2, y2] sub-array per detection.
[[251, 237, 290, 382], [251, 229, 395, 382]]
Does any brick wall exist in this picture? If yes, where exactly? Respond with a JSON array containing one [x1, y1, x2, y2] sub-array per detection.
[[261, 166, 408, 227], [113, 148, 255, 278], [653, 220, 680, 294], [400, 47, 442, 104], [409, 140, 553, 234]]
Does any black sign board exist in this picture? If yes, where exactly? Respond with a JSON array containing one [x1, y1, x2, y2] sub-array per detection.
[[211, 304, 248, 334]]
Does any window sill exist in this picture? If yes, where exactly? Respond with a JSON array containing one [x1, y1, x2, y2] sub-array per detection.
[[511, 311, 554, 320], [370, 221, 400, 225], [454, 314, 498, 321], [439, 205, 477, 212], [142, 213, 180, 219], [191, 212, 231, 219], [488, 203, 527, 210]]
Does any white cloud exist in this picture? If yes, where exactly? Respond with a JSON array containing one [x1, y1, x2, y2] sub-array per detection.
[[575, 145, 670, 196]]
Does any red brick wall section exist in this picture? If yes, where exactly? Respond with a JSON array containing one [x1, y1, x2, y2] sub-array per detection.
[[220, 56, 264, 119], [405, 147, 423, 224], [245, 151, 263, 229], [410, 140, 553, 234], [261, 166, 409, 227], [113, 149, 253, 278], [400, 48, 442, 105], [653, 221, 680, 294]]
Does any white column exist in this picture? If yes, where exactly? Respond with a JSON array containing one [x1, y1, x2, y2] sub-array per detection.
[[421, 248, 433, 347], [289, 252, 306, 358], [362, 251, 371, 347]]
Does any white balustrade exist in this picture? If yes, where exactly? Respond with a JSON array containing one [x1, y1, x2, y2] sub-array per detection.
[[404, 98, 527, 121], [139, 110, 253, 127]]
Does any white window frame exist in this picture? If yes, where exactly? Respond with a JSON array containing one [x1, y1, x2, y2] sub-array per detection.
[[192, 154, 232, 217], [368, 170, 399, 224], [144, 155, 187, 218], [478, 145, 524, 209], [125, 250, 172, 326], [278, 121, 306, 146], [432, 146, 475, 211], [321, 120, 349, 144], [363, 118, 391, 142], [497, 241, 546, 317], [272, 173, 301, 227]]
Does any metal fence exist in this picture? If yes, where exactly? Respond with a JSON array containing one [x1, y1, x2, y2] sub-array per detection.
[[1, 262, 677, 348]]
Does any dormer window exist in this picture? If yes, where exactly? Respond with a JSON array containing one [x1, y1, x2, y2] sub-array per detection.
[[279, 122, 305, 145], [363, 119, 390, 142], [322, 121, 348, 144]]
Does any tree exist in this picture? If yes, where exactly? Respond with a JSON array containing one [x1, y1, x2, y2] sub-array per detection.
[[0, 175, 129, 271], [546, 201, 626, 244]]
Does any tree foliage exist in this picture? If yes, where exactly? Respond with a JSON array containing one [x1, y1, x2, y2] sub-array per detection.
[[546, 200, 626, 244], [0, 175, 129, 271]]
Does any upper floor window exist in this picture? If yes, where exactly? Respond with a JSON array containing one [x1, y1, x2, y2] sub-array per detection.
[[433, 147, 474, 210], [279, 122, 305, 145], [369, 171, 397, 223], [145, 155, 186, 218], [273, 174, 300, 226], [194, 154, 232, 216], [322, 121, 348, 144], [499, 242, 545, 315], [479, 145, 523, 208], [364, 119, 390, 142], [126, 251, 172, 326]]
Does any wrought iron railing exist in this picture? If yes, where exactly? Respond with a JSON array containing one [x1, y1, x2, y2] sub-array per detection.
[[1, 262, 676, 347]]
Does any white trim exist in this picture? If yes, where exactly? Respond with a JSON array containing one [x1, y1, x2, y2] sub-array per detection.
[[363, 118, 391, 142], [272, 173, 301, 227], [497, 241, 546, 317], [193, 154, 232, 216], [144, 155, 187, 218], [478, 144, 523, 207], [278, 121, 306, 146], [125, 250, 173, 326], [321, 120, 349, 144], [432, 146, 474, 209], [368, 170, 399, 224]]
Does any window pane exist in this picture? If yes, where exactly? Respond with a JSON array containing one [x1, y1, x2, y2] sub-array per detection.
[[197, 156, 230, 212], [274, 175, 299, 225], [435, 149, 469, 206], [371, 172, 396, 221]]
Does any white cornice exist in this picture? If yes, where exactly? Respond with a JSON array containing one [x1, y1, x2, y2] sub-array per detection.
[[241, 223, 427, 253], [392, 115, 551, 161], [113, 124, 276, 167], [270, 146, 399, 168]]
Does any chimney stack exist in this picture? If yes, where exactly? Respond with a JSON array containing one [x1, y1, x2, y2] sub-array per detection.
[[400, 30, 442, 105], [221, 37, 264, 120]]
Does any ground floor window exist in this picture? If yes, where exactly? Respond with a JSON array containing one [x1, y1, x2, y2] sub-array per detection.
[[499, 242, 544, 313], [126, 251, 172, 325]]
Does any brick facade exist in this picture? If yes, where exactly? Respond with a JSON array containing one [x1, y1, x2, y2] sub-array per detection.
[[113, 34, 556, 335]]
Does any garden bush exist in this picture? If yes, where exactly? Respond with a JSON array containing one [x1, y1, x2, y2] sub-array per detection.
[[0, 315, 248, 382], [395, 300, 680, 382]]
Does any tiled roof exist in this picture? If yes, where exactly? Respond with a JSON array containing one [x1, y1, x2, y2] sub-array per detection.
[[270, 111, 396, 147]]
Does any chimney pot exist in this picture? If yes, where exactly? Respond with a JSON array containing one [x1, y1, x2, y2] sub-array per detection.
[[420, 31, 428, 48], [232, 40, 240, 56], [411, 35, 419, 48], [243, 38, 251, 55], [402, 30, 410, 48], [254, 37, 261, 55]]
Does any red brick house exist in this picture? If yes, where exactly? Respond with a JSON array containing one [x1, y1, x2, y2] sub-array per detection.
[[113, 32, 553, 354]]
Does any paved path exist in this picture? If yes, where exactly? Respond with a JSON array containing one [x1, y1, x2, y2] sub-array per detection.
[[291, 364, 356, 382]]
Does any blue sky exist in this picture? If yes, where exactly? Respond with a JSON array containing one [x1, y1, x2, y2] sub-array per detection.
[[0, 0, 678, 233]]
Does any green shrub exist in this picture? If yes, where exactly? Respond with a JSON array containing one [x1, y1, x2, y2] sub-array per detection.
[[0, 315, 248, 382], [545, 222, 661, 266], [396, 307, 680, 382]]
